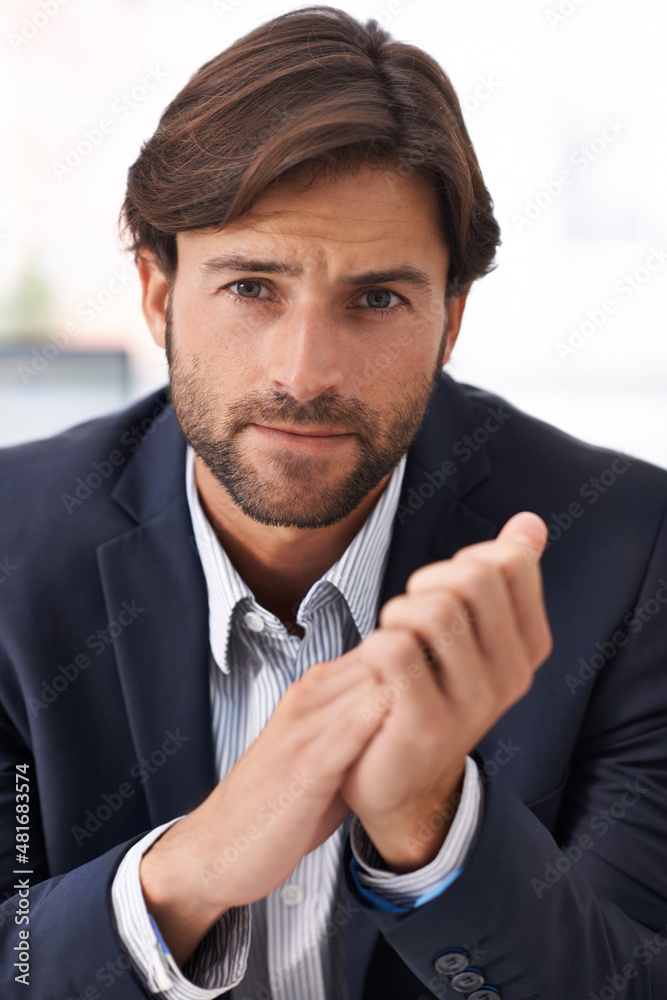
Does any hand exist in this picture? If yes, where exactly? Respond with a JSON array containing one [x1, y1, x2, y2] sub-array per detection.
[[140, 654, 390, 965], [339, 511, 553, 871]]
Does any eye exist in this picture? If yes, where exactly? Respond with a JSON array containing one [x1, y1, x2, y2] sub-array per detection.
[[226, 279, 271, 300], [354, 287, 406, 315]]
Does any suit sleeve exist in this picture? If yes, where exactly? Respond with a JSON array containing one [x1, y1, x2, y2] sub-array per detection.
[[344, 509, 667, 999], [0, 686, 159, 998]]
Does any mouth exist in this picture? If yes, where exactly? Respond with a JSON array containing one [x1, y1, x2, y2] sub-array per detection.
[[248, 423, 355, 450]]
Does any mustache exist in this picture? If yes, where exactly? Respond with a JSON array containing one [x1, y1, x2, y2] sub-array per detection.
[[198, 386, 371, 439]]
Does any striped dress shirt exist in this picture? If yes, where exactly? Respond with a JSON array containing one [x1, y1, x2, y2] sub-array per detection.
[[112, 442, 482, 998]]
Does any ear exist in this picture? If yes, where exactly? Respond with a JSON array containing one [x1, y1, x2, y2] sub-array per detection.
[[137, 251, 171, 349], [442, 284, 471, 366]]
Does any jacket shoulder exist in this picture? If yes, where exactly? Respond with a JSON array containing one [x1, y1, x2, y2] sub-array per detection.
[[454, 378, 667, 494], [0, 387, 172, 543]]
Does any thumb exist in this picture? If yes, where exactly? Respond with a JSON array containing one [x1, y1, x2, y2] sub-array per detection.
[[497, 511, 548, 561]]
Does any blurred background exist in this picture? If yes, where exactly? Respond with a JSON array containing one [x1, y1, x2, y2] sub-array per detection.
[[1, 0, 665, 466]]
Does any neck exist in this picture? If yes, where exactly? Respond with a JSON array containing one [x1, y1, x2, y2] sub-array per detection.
[[193, 454, 392, 627]]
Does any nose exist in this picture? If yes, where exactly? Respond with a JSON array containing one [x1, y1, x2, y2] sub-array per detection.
[[268, 299, 344, 401]]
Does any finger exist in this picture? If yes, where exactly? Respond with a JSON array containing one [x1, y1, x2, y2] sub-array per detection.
[[266, 673, 389, 785], [379, 585, 530, 708], [349, 627, 443, 706], [283, 658, 382, 718], [496, 511, 548, 563], [384, 562, 524, 667], [456, 541, 551, 667], [407, 511, 548, 591], [406, 535, 552, 667], [292, 653, 383, 710]]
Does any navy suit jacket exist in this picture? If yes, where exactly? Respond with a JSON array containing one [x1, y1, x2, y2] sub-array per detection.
[[1, 373, 667, 999]]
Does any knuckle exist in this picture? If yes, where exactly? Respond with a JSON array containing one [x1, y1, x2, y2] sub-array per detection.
[[510, 658, 535, 700], [540, 626, 555, 661], [471, 683, 497, 719], [378, 594, 407, 625], [430, 590, 465, 621], [282, 683, 304, 714], [284, 676, 314, 713], [372, 626, 419, 663], [405, 568, 425, 592], [456, 556, 492, 588], [503, 545, 530, 576]]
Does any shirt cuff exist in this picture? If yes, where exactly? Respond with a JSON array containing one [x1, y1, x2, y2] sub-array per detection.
[[111, 817, 251, 997], [349, 755, 482, 912]]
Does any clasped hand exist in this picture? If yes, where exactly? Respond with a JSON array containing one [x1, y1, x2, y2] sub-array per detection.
[[340, 510, 553, 871]]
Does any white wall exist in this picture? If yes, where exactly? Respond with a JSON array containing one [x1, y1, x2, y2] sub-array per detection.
[[1, 0, 665, 466]]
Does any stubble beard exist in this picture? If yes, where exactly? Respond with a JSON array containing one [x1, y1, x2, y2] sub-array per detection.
[[165, 298, 447, 528]]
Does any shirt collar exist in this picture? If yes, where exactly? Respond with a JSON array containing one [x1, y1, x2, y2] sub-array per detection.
[[185, 443, 407, 673]]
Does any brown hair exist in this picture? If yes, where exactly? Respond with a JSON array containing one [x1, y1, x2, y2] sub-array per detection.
[[119, 4, 500, 300]]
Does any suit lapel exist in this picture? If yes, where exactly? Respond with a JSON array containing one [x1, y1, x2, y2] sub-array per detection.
[[96, 398, 216, 827], [377, 372, 498, 609]]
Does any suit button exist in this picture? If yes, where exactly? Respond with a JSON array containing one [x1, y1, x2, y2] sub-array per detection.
[[433, 949, 469, 975], [468, 990, 501, 999], [451, 968, 486, 992]]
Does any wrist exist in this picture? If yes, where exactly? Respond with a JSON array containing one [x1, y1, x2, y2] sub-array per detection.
[[139, 814, 231, 967], [358, 768, 466, 873]]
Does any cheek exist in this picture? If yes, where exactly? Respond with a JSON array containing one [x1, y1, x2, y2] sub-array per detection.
[[358, 342, 437, 391]]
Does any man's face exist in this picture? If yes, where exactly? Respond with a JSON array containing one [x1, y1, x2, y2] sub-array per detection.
[[164, 164, 455, 529]]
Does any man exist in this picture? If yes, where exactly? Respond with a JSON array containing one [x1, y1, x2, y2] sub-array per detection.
[[1, 6, 666, 999]]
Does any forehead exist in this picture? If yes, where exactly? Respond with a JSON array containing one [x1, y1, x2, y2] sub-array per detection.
[[177, 164, 449, 270]]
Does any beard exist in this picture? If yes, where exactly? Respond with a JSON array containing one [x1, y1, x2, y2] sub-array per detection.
[[165, 296, 447, 529]]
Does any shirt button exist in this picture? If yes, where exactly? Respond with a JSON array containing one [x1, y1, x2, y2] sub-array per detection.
[[279, 883, 303, 906], [243, 611, 265, 632]]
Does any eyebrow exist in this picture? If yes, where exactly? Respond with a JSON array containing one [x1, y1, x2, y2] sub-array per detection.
[[197, 254, 434, 291]]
